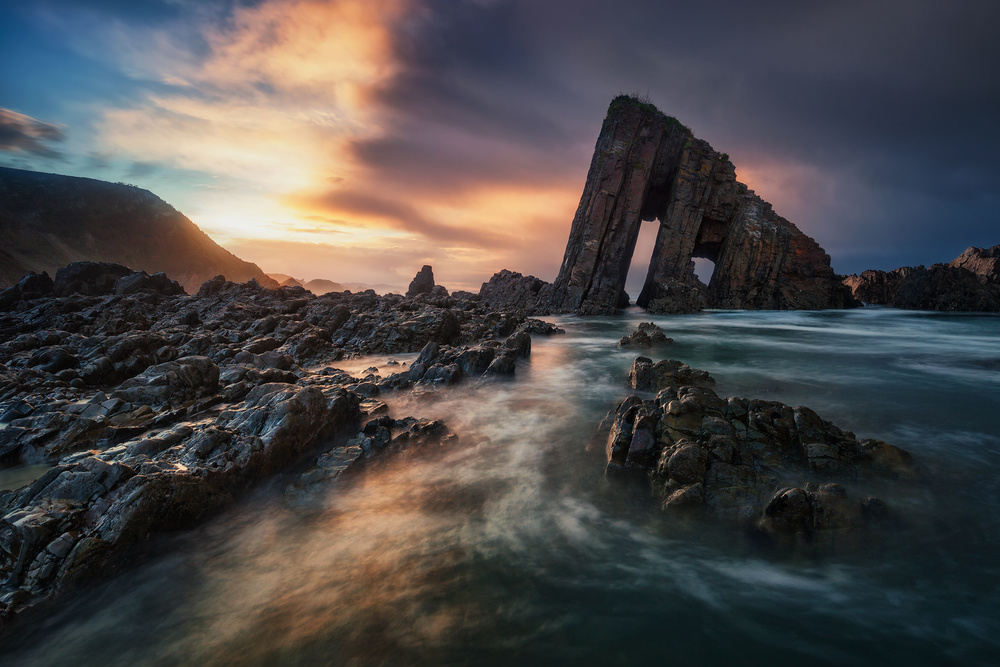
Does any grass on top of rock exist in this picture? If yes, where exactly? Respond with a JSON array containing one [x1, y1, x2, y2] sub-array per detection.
[[607, 94, 692, 135]]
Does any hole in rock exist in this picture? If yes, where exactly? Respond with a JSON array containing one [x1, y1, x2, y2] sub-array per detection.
[[692, 257, 716, 285], [624, 221, 660, 304]]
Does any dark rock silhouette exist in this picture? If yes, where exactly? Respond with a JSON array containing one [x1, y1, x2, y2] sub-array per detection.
[[478, 97, 855, 315], [547, 96, 855, 314], [844, 244, 1000, 311], [406, 265, 436, 297], [0, 166, 276, 293]]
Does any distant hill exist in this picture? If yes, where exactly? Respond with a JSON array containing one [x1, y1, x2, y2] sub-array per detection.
[[341, 282, 403, 295], [304, 278, 344, 295], [267, 274, 345, 295], [268, 274, 305, 289], [0, 166, 276, 293]]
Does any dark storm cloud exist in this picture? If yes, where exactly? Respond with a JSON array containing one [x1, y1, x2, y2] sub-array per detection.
[[0, 108, 65, 159], [358, 0, 1000, 271]]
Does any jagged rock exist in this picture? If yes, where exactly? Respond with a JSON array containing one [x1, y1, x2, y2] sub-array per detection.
[[844, 244, 1000, 311], [618, 322, 672, 347], [478, 270, 551, 313], [950, 245, 1000, 282], [604, 357, 914, 541], [480, 97, 855, 315], [53, 262, 134, 297], [0, 260, 562, 627], [286, 415, 456, 503], [111, 356, 219, 407], [626, 357, 715, 392], [113, 271, 184, 296], [406, 265, 436, 297]]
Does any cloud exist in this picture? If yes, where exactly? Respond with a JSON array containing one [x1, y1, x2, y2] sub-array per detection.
[[0, 108, 65, 158], [19, 0, 1000, 283], [287, 187, 517, 248]]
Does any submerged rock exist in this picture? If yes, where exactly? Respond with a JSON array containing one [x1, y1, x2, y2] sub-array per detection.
[[286, 415, 457, 504], [606, 357, 914, 543]]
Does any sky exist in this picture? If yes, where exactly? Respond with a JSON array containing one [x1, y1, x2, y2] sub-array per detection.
[[1, 0, 998, 292]]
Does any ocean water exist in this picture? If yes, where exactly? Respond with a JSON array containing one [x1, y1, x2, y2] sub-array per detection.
[[3, 308, 999, 666]]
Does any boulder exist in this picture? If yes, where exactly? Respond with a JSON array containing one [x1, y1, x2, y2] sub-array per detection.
[[112, 356, 219, 407], [619, 322, 672, 348], [53, 262, 134, 297]]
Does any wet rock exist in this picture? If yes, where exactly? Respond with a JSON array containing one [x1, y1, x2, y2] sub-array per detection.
[[111, 356, 219, 407], [604, 357, 914, 542], [286, 416, 456, 503], [627, 357, 715, 392], [618, 322, 672, 348]]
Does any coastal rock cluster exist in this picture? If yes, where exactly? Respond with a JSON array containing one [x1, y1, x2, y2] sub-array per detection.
[[606, 349, 914, 543], [844, 244, 1000, 311], [476, 97, 856, 315], [0, 261, 556, 628]]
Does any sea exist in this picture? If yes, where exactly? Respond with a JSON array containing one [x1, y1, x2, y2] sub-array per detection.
[[2, 307, 998, 666]]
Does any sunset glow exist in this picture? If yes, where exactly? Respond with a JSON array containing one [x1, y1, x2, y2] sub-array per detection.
[[2, 0, 997, 287]]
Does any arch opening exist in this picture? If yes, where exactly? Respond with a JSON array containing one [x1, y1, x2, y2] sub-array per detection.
[[692, 257, 716, 286], [623, 219, 660, 305]]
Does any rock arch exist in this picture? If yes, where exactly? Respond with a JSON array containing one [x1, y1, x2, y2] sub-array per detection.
[[546, 96, 856, 314]]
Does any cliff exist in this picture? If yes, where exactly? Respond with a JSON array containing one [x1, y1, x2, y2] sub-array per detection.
[[0, 166, 275, 293], [542, 96, 855, 314]]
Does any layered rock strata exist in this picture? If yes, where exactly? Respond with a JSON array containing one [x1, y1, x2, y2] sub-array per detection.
[[479, 97, 855, 315], [606, 356, 914, 542], [0, 263, 558, 629], [554, 96, 855, 314], [844, 244, 1000, 311]]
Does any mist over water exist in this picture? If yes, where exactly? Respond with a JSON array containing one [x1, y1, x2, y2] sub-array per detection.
[[3, 309, 999, 665]]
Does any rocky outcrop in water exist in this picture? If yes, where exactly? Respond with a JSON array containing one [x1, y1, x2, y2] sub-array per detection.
[[844, 244, 1000, 311], [480, 97, 856, 316], [0, 166, 275, 293], [605, 356, 913, 543], [618, 322, 672, 348], [0, 263, 559, 629]]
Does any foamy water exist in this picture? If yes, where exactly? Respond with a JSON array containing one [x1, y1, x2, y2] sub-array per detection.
[[3, 308, 999, 665]]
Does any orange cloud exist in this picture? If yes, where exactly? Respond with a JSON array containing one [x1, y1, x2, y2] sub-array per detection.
[[88, 0, 582, 287]]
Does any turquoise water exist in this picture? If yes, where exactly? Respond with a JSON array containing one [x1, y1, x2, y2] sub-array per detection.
[[3, 308, 999, 665]]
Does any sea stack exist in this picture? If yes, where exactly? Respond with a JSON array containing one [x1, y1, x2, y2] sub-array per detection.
[[546, 96, 856, 314]]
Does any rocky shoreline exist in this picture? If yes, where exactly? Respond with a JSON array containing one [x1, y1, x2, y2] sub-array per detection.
[[0, 260, 924, 632], [0, 261, 558, 630]]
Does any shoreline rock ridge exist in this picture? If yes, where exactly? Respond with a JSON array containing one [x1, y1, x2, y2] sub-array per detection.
[[843, 244, 1000, 311], [0, 263, 559, 630]]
